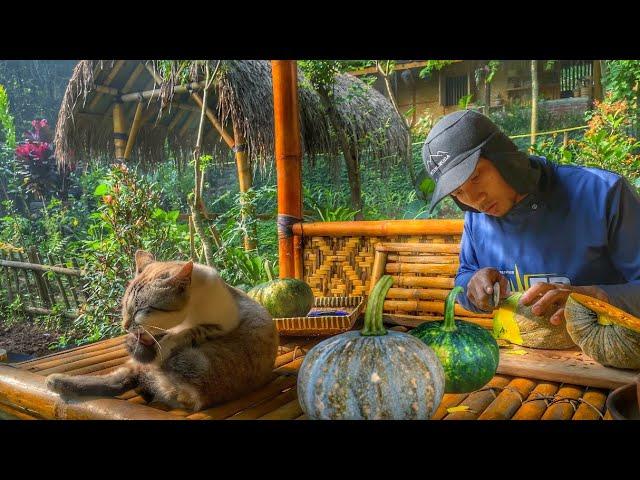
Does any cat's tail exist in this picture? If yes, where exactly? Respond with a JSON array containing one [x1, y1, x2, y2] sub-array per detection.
[[46, 363, 139, 397]]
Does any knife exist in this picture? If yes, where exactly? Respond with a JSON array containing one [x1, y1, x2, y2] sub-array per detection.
[[489, 281, 509, 309]]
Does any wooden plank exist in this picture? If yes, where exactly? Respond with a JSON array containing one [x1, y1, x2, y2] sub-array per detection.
[[496, 346, 638, 390], [24, 343, 127, 372], [18, 336, 126, 368], [37, 349, 130, 375], [57, 356, 129, 376], [228, 387, 298, 420]]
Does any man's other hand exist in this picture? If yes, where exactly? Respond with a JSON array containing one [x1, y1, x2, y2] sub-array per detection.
[[520, 283, 610, 326], [467, 268, 510, 312]]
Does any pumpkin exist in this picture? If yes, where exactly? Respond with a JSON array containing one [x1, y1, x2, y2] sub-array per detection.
[[492, 292, 575, 349], [297, 275, 445, 420], [247, 261, 314, 318], [564, 293, 640, 369], [410, 286, 499, 393]]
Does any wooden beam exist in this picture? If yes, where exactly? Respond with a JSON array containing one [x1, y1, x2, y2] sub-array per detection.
[[292, 219, 465, 237], [142, 63, 235, 149], [92, 81, 206, 103], [88, 60, 126, 111], [350, 60, 464, 76], [122, 62, 145, 93], [272, 60, 303, 279]]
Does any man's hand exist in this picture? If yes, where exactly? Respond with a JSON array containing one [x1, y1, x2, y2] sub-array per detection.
[[520, 283, 610, 326], [467, 268, 510, 312]]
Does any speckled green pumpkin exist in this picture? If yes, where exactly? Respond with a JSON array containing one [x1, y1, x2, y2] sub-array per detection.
[[493, 292, 576, 349], [411, 286, 499, 393], [248, 278, 314, 318], [564, 295, 640, 369], [297, 275, 445, 420]]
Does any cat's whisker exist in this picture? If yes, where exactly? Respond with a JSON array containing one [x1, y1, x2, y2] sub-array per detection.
[[145, 325, 169, 332], [141, 325, 164, 362]]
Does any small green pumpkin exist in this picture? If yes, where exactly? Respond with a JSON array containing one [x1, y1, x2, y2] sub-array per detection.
[[247, 262, 314, 318], [564, 293, 640, 369], [297, 275, 445, 420], [492, 292, 576, 349], [411, 286, 499, 393]]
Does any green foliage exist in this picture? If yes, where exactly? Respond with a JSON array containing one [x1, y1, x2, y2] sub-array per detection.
[[0, 85, 16, 149], [419, 61, 456, 79]]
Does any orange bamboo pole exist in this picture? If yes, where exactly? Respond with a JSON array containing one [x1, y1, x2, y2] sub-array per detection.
[[272, 60, 302, 279], [123, 102, 144, 160], [292, 219, 464, 237], [0, 365, 180, 420]]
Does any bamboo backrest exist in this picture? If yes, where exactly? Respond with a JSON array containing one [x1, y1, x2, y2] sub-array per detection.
[[369, 242, 492, 329]]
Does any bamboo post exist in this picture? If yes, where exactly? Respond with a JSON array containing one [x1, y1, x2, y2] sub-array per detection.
[[123, 102, 145, 160], [272, 60, 303, 279], [592, 60, 603, 102], [563, 131, 569, 148], [530, 60, 538, 148], [1, 253, 14, 303], [16, 252, 38, 301], [233, 122, 257, 251], [112, 102, 127, 161], [47, 254, 71, 311]]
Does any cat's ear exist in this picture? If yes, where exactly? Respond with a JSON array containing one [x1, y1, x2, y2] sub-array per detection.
[[135, 250, 155, 274], [169, 260, 193, 288]]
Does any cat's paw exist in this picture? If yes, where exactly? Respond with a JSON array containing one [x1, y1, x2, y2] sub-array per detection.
[[46, 373, 72, 394]]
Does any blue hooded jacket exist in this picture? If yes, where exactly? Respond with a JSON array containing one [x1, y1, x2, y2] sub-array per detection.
[[455, 156, 640, 317]]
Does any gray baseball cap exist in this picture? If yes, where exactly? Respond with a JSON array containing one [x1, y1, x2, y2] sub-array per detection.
[[422, 110, 517, 213]]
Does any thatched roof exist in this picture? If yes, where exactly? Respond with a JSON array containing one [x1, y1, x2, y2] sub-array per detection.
[[54, 60, 408, 171]]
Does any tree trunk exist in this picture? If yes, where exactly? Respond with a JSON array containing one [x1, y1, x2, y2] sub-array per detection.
[[318, 88, 364, 219], [484, 81, 491, 114], [378, 63, 417, 190], [233, 122, 257, 251], [530, 60, 539, 148]]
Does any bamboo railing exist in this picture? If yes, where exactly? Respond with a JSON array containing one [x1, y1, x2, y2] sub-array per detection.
[[0, 247, 85, 320]]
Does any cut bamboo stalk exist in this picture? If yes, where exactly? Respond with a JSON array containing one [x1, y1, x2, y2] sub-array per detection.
[[377, 242, 461, 254], [432, 392, 471, 420], [258, 398, 303, 420], [391, 275, 455, 289], [382, 313, 493, 330], [385, 263, 459, 275], [18, 336, 127, 368], [186, 375, 296, 420], [122, 81, 207, 103], [26, 343, 127, 372], [37, 349, 130, 375], [387, 254, 458, 264], [383, 299, 487, 318], [26, 247, 51, 308], [0, 365, 181, 420], [443, 375, 512, 420], [572, 387, 608, 420], [0, 258, 83, 276], [55, 357, 130, 377], [229, 387, 298, 420], [293, 220, 464, 237], [540, 384, 584, 420], [511, 382, 560, 420], [369, 251, 388, 295], [123, 102, 145, 160], [273, 357, 304, 376], [46, 254, 71, 311], [386, 287, 453, 301], [477, 378, 537, 420], [0, 400, 41, 420]]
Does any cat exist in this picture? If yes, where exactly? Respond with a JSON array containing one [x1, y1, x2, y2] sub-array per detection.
[[46, 250, 279, 411]]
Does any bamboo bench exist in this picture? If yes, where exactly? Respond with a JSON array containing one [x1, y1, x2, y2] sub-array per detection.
[[0, 219, 629, 419]]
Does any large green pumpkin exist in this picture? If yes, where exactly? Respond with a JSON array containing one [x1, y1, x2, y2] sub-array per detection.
[[297, 275, 445, 420], [492, 292, 576, 349], [247, 263, 314, 318], [411, 286, 499, 393], [564, 293, 640, 369]]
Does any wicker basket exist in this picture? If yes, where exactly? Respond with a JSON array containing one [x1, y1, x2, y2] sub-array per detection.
[[273, 296, 364, 337]]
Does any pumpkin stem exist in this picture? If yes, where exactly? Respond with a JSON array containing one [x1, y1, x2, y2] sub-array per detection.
[[443, 286, 464, 332], [362, 275, 393, 336], [264, 260, 274, 282]]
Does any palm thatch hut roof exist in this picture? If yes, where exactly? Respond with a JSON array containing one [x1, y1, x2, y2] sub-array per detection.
[[54, 60, 408, 171]]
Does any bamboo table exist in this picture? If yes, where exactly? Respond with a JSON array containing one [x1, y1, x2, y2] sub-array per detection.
[[0, 334, 613, 420]]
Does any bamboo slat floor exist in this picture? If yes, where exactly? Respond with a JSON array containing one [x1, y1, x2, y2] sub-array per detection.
[[0, 333, 614, 420]]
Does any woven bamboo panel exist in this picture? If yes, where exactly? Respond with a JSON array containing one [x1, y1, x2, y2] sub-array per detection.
[[303, 234, 462, 298]]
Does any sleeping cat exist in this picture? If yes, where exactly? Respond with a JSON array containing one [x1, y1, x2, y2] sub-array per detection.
[[46, 250, 279, 411]]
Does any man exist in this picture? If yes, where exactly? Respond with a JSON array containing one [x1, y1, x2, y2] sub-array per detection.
[[422, 109, 640, 323]]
